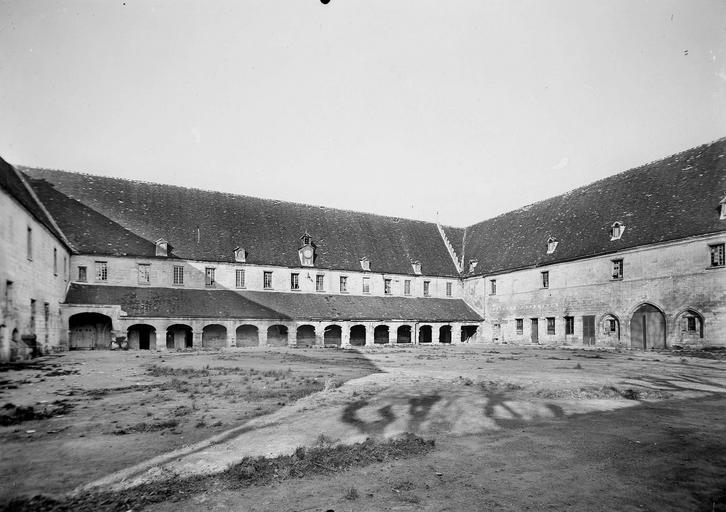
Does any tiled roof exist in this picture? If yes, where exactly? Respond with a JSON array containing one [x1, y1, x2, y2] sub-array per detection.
[[462, 138, 726, 276], [26, 177, 157, 257], [22, 169, 461, 277], [0, 157, 67, 245], [64, 284, 483, 322]]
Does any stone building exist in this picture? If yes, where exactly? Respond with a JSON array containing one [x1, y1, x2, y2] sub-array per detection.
[[0, 137, 724, 360]]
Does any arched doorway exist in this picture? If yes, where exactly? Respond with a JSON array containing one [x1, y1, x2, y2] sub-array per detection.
[[324, 325, 342, 346], [461, 325, 478, 342], [374, 325, 389, 344], [236, 325, 259, 347], [601, 314, 620, 342], [167, 324, 192, 349], [418, 325, 432, 343], [69, 313, 112, 350], [127, 324, 156, 350], [675, 309, 704, 343], [630, 304, 666, 349], [396, 325, 412, 343], [296, 325, 316, 347], [267, 325, 288, 346], [439, 325, 452, 344], [350, 325, 366, 346], [202, 324, 227, 349]]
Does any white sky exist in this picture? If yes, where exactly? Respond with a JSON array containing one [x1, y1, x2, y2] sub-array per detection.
[[1, 0, 724, 227]]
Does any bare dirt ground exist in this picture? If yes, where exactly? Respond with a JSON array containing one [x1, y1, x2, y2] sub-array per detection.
[[2, 345, 726, 511]]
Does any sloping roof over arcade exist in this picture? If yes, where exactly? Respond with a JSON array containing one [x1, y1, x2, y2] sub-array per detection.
[[64, 284, 483, 322], [462, 137, 726, 276], [0, 157, 68, 245], [22, 168, 462, 277]]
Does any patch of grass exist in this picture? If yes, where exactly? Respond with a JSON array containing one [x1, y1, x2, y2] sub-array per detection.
[[344, 487, 360, 500], [112, 420, 179, 435], [479, 380, 523, 393], [0, 401, 73, 426], [3, 433, 435, 512], [147, 365, 210, 378]]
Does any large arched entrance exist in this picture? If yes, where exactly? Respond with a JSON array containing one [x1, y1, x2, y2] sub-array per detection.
[[267, 325, 288, 346], [396, 325, 412, 343], [127, 324, 156, 350], [69, 313, 112, 350], [296, 325, 316, 347], [439, 325, 452, 344], [350, 325, 366, 346], [374, 325, 389, 344], [236, 325, 259, 347], [324, 325, 342, 347], [630, 304, 666, 349], [167, 324, 193, 349], [202, 324, 227, 349], [418, 325, 432, 343]]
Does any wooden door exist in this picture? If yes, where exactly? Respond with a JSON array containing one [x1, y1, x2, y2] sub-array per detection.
[[583, 315, 596, 345], [70, 326, 96, 349], [530, 318, 539, 343]]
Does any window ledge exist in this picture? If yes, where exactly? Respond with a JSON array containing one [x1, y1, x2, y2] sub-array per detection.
[[610, 277, 623, 281], [706, 265, 725, 270]]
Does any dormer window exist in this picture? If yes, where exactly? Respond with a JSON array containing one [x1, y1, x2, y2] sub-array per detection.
[[411, 260, 422, 275], [720, 196, 726, 220], [155, 238, 171, 257], [610, 222, 626, 241], [546, 237, 558, 254], [234, 247, 247, 263], [298, 233, 316, 267], [468, 259, 478, 273], [360, 257, 371, 271]]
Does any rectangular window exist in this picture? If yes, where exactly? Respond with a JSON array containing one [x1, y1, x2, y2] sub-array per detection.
[[235, 269, 245, 288], [686, 316, 697, 332], [205, 267, 216, 287], [43, 302, 50, 323], [384, 278, 391, 295], [263, 271, 273, 289], [291, 272, 300, 290], [446, 282, 452, 297], [490, 279, 496, 295], [173, 265, 184, 285], [4, 281, 13, 310], [710, 243, 725, 267], [404, 280, 411, 296], [423, 280, 431, 297], [339, 276, 348, 293], [78, 266, 87, 282], [541, 271, 549, 289], [612, 258, 624, 280], [547, 317, 555, 335], [137, 263, 150, 284], [316, 274, 324, 291], [516, 318, 523, 335], [609, 319, 617, 332], [565, 316, 574, 335], [53, 248, 58, 275], [27, 226, 32, 260], [95, 261, 108, 281], [362, 276, 370, 294], [63, 256, 68, 281], [30, 299, 36, 329]]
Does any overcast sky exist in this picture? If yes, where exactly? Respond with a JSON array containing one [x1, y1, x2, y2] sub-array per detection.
[[1, 0, 724, 227]]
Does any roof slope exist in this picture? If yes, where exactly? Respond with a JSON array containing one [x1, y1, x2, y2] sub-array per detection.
[[22, 169, 461, 277], [0, 157, 67, 244], [463, 138, 726, 276], [65, 284, 483, 322]]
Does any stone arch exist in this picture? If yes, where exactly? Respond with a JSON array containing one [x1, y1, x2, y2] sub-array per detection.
[[236, 324, 259, 347], [127, 324, 156, 350], [439, 325, 452, 344], [167, 324, 193, 349], [674, 308, 704, 342], [267, 325, 288, 347], [350, 325, 366, 346], [69, 312, 113, 350], [202, 324, 227, 349], [599, 313, 621, 342], [418, 325, 432, 343], [324, 325, 342, 346], [630, 303, 666, 350], [396, 325, 412, 343], [374, 325, 389, 344], [296, 325, 316, 347]]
